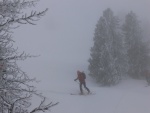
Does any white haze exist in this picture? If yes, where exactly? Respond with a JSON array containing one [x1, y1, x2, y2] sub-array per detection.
[[13, 0, 150, 76], [12, 0, 150, 112]]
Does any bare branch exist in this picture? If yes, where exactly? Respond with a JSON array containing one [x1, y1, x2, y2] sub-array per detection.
[[0, 1, 58, 113], [0, 8, 48, 27], [30, 97, 59, 113]]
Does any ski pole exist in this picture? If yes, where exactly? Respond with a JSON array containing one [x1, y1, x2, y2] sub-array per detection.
[[74, 80, 80, 84]]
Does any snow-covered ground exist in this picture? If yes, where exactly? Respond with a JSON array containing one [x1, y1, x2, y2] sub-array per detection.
[[35, 74, 150, 113]]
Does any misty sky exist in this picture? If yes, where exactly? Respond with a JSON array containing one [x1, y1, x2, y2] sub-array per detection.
[[13, 0, 150, 81]]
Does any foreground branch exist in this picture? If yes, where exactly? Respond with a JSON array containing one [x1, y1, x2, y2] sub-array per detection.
[[30, 97, 59, 113]]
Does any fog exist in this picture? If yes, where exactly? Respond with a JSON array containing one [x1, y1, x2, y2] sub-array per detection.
[[13, 0, 150, 81]]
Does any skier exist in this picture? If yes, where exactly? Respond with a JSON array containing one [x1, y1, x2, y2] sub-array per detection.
[[74, 70, 90, 95], [145, 71, 150, 85]]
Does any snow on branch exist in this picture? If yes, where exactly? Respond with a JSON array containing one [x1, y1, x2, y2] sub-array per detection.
[[0, 8, 48, 26], [30, 97, 59, 113]]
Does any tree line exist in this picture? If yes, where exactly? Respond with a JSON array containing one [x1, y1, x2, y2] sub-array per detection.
[[88, 8, 150, 86]]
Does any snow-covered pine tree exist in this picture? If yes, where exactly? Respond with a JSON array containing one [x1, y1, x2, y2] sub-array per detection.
[[88, 8, 127, 86], [122, 11, 150, 79]]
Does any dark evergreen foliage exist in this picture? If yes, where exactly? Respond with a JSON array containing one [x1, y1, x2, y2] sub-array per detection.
[[89, 8, 127, 86], [122, 11, 150, 79], [89, 9, 150, 86]]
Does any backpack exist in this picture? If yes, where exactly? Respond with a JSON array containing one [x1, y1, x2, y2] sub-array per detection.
[[81, 72, 86, 79]]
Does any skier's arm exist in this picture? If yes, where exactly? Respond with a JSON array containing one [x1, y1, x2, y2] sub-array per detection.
[[74, 77, 78, 81]]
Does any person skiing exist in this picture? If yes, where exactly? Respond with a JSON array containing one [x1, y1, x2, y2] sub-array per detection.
[[74, 70, 90, 95], [145, 70, 150, 85]]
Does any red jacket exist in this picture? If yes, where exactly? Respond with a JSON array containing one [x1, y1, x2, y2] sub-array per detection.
[[75, 71, 85, 83]]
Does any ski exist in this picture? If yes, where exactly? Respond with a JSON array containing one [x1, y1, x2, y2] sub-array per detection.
[[70, 92, 95, 96], [70, 93, 83, 95]]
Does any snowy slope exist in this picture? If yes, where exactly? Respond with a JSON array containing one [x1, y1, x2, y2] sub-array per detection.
[[35, 74, 150, 113]]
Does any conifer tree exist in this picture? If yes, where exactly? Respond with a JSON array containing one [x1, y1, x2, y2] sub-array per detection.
[[89, 8, 127, 86], [122, 11, 150, 79]]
